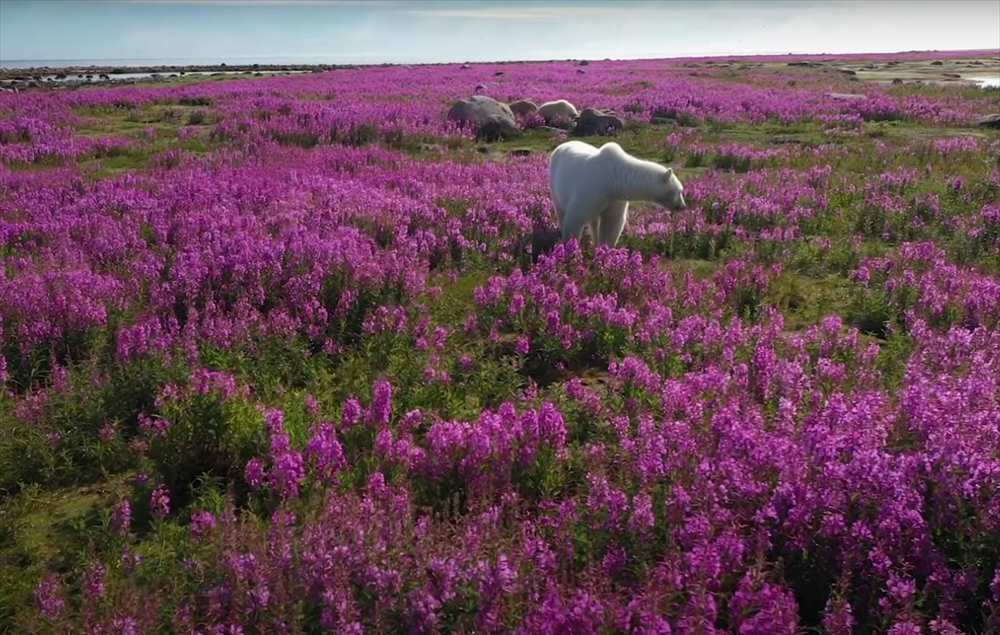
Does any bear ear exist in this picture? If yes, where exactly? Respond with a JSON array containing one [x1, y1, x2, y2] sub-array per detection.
[[664, 167, 674, 179]]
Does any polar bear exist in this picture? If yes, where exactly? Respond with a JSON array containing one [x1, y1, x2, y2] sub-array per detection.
[[538, 99, 579, 127], [549, 141, 686, 246]]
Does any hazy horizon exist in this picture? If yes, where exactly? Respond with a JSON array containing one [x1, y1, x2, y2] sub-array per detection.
[[2, 0, 999, 68]]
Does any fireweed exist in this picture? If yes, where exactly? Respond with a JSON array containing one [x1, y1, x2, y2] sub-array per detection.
[[1, 52, 999, 633]]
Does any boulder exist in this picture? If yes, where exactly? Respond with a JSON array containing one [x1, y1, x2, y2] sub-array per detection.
[[508, 99, 539, 117], [930, 60, 943, 65], [827, 92, 867, 101], [976, 114, 1000, 129], [447, 95, 520, 141], [573, 108, 625, 136]]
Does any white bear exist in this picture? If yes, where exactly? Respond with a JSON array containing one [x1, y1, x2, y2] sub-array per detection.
[[537, 99, 579, 126], [549, 141, 686, 246]]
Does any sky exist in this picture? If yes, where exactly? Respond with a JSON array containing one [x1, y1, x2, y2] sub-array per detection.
[[1, 0, 998, 66]]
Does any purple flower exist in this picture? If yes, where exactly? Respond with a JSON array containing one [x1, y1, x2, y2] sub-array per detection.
[[368, 379, 394, 426], [244, 458, 266, 489], [85, 563, 106, 599], [306, 422, 346, 482], [150, 484, 171, 520], [341, 397, 363, 428], [35, 576, 64, 619], [190, 510, 217, 538], [112, 500, 132, 535]]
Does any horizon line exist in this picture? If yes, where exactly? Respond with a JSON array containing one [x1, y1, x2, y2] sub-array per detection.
[[3, 47, 998, 68]]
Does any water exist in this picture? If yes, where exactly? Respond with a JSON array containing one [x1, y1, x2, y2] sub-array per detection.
[[29, 70, 306, 84], [0, 57, 340, 70]]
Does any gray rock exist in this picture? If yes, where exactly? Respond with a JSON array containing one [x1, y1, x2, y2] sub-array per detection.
[[839, 69, 856, 76], [827, 92, 867, 101], [931, 60, 943, 65], [573, 108, 625, 136], [447, 95, 520, 141], [508, 99, 539, 117], [976, 114, 1000, 129]]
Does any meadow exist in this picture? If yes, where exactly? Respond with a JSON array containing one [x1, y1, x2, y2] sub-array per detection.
[[1, 51, 999, 633]]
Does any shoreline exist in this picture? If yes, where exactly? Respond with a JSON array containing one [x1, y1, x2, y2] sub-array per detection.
[[1, 52, 996, 93]]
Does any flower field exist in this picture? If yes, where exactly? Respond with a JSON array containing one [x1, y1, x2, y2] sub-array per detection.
[[1, 52, 999, 633]]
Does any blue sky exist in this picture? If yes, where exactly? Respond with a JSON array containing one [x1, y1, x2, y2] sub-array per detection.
[[1, 0, 998, 65]]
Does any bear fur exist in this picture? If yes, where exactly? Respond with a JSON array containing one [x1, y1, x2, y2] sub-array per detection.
[[549, 141, 686, 246], [538, 99, 579, 127], [508, 99, 540, 117]]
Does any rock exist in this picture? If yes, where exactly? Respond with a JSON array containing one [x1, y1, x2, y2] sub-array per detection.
[[892, 78, 903, 85], [474, 84, 487, 93], [508, 99, 539, 117], [578, 60, 590, 66], [827, 92, 867, 101], [788, 61, 821, 67], [650, 107, 700, 127], [942, 73, 961, 78], [538, 99, 579, 127], [577, 69, 586, 74], [573, 108, 625, 136], [460, 63, 471, 69], [931, 60, 943, 65], [494, 71, 505, 76], [839, 69, 856, 75], [976, 114, 1000, 129], [508, 148, 533, 157], [447, 95, 520, 141]]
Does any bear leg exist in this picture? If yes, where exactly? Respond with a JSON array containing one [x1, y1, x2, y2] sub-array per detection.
[[597, 201, 629, 246]]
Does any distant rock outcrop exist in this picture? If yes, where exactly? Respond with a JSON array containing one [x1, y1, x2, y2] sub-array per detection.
[[447, 95, 520, 141]]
